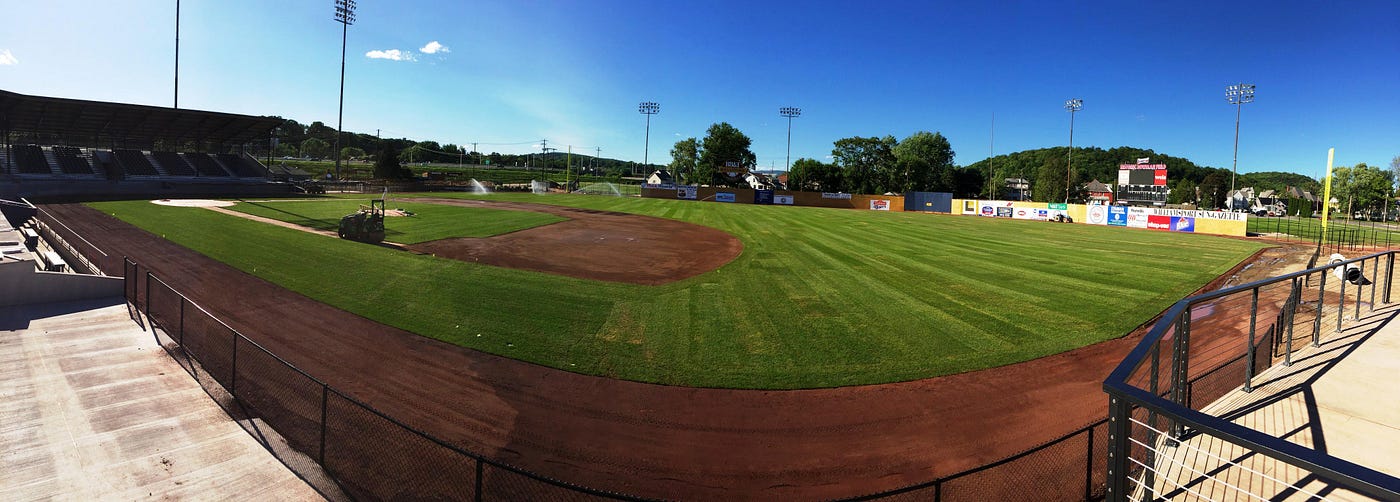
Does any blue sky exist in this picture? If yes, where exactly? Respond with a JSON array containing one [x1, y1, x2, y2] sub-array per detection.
[[2, 1, 1396, 177]]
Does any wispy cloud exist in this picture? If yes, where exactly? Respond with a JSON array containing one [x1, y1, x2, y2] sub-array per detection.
[[365, 49, 416, 62], [0, 49, 17, 66], [419, 41, 449, 54]]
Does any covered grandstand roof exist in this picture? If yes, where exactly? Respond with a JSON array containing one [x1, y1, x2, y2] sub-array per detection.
[[0, 89, 282, 146]]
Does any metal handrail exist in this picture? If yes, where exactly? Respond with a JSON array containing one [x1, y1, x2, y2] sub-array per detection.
[[1103, 250, 1400, 501]]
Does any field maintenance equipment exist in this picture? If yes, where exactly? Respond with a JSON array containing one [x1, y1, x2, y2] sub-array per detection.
[[339, 199, 386, 243]]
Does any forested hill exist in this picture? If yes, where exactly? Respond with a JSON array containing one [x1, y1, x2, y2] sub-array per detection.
[[962, 146, 1321, 204]]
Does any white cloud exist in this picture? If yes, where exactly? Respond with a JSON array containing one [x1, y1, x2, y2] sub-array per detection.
[[365, 49, 416, 62], [0, 49, 17, 66], [419, 41, 449, 54]]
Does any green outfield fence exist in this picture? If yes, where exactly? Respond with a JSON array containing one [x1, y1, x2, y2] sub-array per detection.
[[1248, 215, 1400, 253]]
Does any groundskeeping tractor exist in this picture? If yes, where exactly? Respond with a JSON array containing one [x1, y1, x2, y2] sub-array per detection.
[[339, 199, 386, 243]]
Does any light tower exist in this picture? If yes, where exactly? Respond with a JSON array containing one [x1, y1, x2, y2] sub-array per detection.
[[333, 0, 356, 180], [638, 101, 659, 175], [1226, 83, 1256, 207], [779, 107, 801, 184], [1064, 98, 1083, 204]]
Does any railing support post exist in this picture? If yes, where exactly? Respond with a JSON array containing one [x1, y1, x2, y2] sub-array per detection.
[[475, 458, 485, 502], [1286, 279, 1297, 366], [1245, 287, 1258, 392], [230, 335, 238, 396], [1356, 260, 1365, 319], [143, 270, 151, 321], [178, 297, 185, 346], [1339, 264, 1348, 333], [1370, 256, 1378, 313], [1084, 423, 1095, 502], [1386, 253, 1394, 305], [1314, 269, 1327, 347], [1105, 395, 1129, 502], [319, 383, 329, 465]]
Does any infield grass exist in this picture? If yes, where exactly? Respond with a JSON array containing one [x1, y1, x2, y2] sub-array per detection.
[[228, 198, 564, 244], [91, 194, 1265, 389]]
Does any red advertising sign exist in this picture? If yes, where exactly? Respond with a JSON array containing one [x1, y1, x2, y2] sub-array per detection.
[[1147, 215, 1171, 230], [1119, 163, 1168, 170], [1154, 169, 1167, 186]]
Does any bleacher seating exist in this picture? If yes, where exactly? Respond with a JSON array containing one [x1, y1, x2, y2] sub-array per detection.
[[215, 153, 266, 177], [113, 149, 160, 176], [187, 153, 231, 176], [151, 151, 197, 176], [52, 146, 97, 175], [15, 145, 52, 174]]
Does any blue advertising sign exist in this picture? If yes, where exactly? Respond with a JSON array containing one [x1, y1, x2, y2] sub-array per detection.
[[1170, 216, 1195, 233], [754, 189, 774, 205], [715, 192, 736, 203], [1107, 206, 1129, 227]]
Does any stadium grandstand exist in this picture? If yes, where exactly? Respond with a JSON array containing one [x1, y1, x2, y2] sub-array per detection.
[[0, 89, 298, 200]]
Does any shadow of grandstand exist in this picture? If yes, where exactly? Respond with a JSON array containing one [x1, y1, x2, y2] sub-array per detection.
[[0, 296, 124, 331]]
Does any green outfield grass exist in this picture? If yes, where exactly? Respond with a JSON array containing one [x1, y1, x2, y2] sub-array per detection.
[[1248, 215, 1400, 248], [90, 195, 1266, 389], [228, 198, 564, 244]]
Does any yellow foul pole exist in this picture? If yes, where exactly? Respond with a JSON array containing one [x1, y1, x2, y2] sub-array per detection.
[[1321, 148, 1335, 235]]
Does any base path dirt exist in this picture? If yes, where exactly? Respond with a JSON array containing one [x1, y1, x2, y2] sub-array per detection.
[[401, 197, 744, 285], [38, 202, 1314, 500]]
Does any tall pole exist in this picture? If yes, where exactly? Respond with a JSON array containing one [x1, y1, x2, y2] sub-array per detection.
[[174, 0, 179, 108], [989, 112, 995, 199], [780, 107, 801, 186], [1064, 98, 1083, 204], [1226, 83, 1255, 209], [333, 0, 356, 180], [639, 102, 660, 175]]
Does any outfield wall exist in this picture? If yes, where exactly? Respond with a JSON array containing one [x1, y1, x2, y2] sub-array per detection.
[[642, 186, 905, 211], [951, 199, 1248, 237]]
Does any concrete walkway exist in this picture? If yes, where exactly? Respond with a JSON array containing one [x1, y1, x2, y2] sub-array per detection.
[[1142, 303, 1400, 501], [0, 298, 321, 500]]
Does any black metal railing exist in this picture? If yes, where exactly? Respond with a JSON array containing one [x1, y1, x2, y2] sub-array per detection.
[[1247, 214, 1399, 253], [125, 257, 650, 501], [1102, 250, 1400, 501]]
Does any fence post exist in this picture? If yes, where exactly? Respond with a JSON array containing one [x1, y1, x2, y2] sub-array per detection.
[[1084, 423, 1095, 501], [230, 334, 238, 396], [1245, 287, 1258, 392], [1105, 396, 1129, 502], [1286, 278, 1296, 367], [1370, 256, 1378, 313], [1356, 260, 1365, 319], [1338, 264, 1348, 333], [1314, 269, 1327, 347], [143, 270, 151, 320], [475, 458, 485, 502], [1387, 253, 1394, 305], [178, 297, 185, 346], [319, 384, 328, 465]]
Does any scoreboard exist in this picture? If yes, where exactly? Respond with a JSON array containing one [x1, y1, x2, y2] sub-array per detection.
[[1117, 163, 1168, 205]]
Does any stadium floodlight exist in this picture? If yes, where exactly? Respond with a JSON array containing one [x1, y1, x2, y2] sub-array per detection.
[[333, 0, 356, 181], [638, 101, 660, 173], [780, 107, 801, 185], [1226, 83, 1256, 207], [1064, 98, 1083, 204]]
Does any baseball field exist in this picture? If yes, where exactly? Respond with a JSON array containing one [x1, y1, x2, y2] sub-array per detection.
[[88, 194, 1265, 389]]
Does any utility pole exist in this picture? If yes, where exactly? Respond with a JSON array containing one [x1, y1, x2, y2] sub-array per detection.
[[1226, 83, 1256, 208], [1064, 98, 1083, 204], [174, 0, 180, 109], [472, 142, 478, 165], [780, 107, 801, 183], [332, 0, 356, 180], [638, 101, 660, 173]]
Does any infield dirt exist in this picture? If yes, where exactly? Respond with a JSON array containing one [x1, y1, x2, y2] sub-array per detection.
[[40, 202, 1312, 500]]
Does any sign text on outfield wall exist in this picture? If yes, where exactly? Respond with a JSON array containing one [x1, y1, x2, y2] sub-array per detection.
[[774, 194, 794, 205], [677, 185, 697, 200], [822, 192, 853, 200], [715, 192, 736, 203], [870, 199, 890, 211]]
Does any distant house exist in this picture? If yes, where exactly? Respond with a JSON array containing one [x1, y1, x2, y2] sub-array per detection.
[[1225, 187, 1254, 211], [1003, 178, 1031, 201], [645, 169, 675, 185], [1084, 179, 1113, 204], [744, 171, 782, 190]]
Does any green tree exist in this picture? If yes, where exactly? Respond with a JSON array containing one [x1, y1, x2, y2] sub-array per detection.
[[299, 138, 331, 159], [788, 157, 840, 191], [669, 137, 698, 184], [697, 122, 756, 187], [273, 143, 298, 158], [1199, 171, 1228, 210], [1331, 163, 1394, 217], [832, 135, 897, 194], [1168, 179, 1199, 205], [892, 131, 956, 193], [1034, 155, 1066, 203], [374, 145, 411, 180], [340, 147, 367, 161]]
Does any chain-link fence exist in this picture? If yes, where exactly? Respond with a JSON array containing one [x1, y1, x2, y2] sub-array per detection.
[[1248, 214, 1400, 253]]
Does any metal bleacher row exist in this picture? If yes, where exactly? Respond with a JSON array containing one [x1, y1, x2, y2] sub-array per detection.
[[2, 145, 268, 179]]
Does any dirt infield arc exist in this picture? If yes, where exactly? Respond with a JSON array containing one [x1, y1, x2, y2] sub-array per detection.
[[39, 203, 1297, 500]]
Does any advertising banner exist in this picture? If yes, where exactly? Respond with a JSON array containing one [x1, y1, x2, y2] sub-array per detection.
[[754, 189, 774, 205], [1170, 216, 1195, 232], [1154, 170, 1168, 186], [1086, 204, 1108, 225], [1146, 208, 1247, 222], [1107, 205, 1129, 226], [1048, 203, 1068, 210], [642, 183, 675, 189], [1127, 207, 1150, 228], [979, 201, 996, 217], [870, 199, 890, 211], [1012, 207, 1035, 219], [996, 206, 1014, 218], [774, 194, 794, 205], [715, 192, 736, 203], [677, 185, 697, 200], [822, 192, 853, 200], [964, 200, 979, 215], [1147, 215, 1171, 230]]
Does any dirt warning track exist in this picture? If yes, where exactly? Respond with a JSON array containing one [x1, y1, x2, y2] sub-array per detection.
[[38, 202, 1305, 500]]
